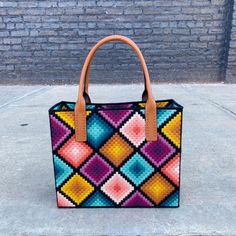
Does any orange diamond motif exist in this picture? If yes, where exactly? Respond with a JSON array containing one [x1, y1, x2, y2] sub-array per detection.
[[141, 173, 175, 204], [61, 173, 94, 205], [99, 133, 134, 167]]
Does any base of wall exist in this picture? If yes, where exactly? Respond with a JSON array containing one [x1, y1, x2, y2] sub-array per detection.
[[0, 68, 231, 85]]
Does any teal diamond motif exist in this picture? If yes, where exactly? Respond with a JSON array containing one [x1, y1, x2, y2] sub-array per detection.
[[67, 103, 75, 110], [120, 153, 154, 186], [82, 191, 114, 207], [53, 104, 61, 111], [160, 190, 179, 207], [140, 109, 176, 127], [87, 113, 113, 149], [86, 104, 95, 110], [157, 109, 176, 126], [54, 155, 73, 187]]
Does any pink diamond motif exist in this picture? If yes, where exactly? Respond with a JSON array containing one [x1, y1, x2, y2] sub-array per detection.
[[58, 135, 93, 168], [120, 112, 145, 147], [101, 173, 134, 204], [57, 191, 75, 207], [161, 153, 180, 186]]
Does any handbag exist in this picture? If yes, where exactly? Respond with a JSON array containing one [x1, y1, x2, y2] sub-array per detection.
[[49, 35, 183, 208]]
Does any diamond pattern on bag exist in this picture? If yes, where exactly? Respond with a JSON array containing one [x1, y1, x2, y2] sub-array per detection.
[[122, 191, 153, 207], [87, 113, 114, 149], [55, 112, 75, 129], [161, 112, 182, 148], [101, 173, 134, 204], [120, 153, 154, 186], [57, 191, 75, 207], [99, 109, 133, 128], [82, 191, 114, 207], [80, 153, 114, 186], [58, 135, 93, 168], [49, 102, 182, 208], [141, 134, 176, 168], [161, 153, 180, 186], [61, 173, 94, 205], [53, 155, 73, 187], [100, 133, 134, 167], [50, 115, 71, 150], [141, 173, 175, 204], [120, 112, 145, 147]]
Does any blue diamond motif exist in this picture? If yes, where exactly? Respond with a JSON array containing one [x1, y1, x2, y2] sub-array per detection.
[[157, 109, 176, 126], [53, 104, 61, 111], [67, 103, 75, 110], [54, 155, 73, 187], [160, 190, 179, 207], [120, 153, 154, 186], [82, 191, 114, 207], [86, 104, 95, 110], [140, 109, 176, 127], [87, 113, 113, 149]]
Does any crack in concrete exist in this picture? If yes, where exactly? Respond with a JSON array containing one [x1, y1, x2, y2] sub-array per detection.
[[0, 87, 51, 110], [204, 98, 236, 118], [180, 85, 236, 120]]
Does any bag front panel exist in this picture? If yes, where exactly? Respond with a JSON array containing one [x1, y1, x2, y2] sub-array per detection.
[[49, 102, 183, 208]]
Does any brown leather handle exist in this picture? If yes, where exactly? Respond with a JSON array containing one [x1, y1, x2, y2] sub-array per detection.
[[75, 35, 157, 142], [84, 70, 148, 103], [84, 55, 147, 100]]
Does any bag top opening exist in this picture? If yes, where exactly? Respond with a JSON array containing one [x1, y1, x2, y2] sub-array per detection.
[[49, 99, 183, 113]]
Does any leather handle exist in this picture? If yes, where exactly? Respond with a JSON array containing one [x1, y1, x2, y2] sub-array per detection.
[[84, 73, 148, 103], [84, 62, 147, 101], [75, 35, 157, 142]]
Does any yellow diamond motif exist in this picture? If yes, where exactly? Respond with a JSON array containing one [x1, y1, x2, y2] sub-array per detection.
[[86, 111, 92, 117], [55, 111, 92, 131], [161, 112, 182, 148], [156, 101, 169, 108], [138, 101, 169, 108], [55, 112, 75, 129], [141, 173, 175, 204], [61, 173, 94, 205]]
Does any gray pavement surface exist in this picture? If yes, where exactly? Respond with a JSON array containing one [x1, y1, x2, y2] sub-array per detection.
[[0, 84, 235, 236]]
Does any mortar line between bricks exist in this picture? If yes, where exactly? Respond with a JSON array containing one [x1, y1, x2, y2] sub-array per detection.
[[0, 87, 50, 110], [180, 85, 236, 120]]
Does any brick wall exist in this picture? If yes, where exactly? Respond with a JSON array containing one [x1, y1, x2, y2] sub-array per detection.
[[0, 0, 235, 84], [226, 0, 236, 82]]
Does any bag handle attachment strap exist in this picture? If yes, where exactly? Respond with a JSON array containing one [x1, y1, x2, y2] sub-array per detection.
[[75, 35, 157, 142]]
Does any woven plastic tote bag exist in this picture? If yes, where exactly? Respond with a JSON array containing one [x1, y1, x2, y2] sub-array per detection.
[[49, 35, 183, 208]]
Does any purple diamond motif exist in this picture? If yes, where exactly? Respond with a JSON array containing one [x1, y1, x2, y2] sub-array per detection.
[[50, 115, 71, 150], [80, 154, 114, 186], [101, 104, 132, 109], [99, 109, 133, 128], [122, 191, 153, 207], [141, 134, 175, 167]]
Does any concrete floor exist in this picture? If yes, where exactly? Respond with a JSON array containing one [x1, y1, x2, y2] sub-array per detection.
[[0, 84, 235, 236]]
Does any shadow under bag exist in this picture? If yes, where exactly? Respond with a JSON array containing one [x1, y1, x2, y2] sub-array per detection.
[[49, 35, 183, 208]]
